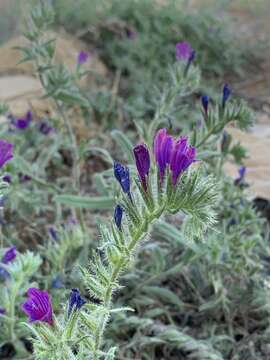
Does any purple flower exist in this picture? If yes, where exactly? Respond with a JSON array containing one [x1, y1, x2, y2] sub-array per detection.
[[77, 51, 89, 65], [170, 137, 196, 185], [114, 205, 123, 231], [154, 129, 173, 179], [154, 129, 196, 185], [13, 111, 32, 130], [114, 162, 131, 195], [0, 140, 13, 168], [201, 95, 209, 114], [133, 143, 150, 191], [2, 174, 12, 183], [222, 84, 231, 108], [38, 121, 53, 135], [68, 289, 86, 318], [2, 246, 16, 264], [22, 288, 53, 325], [0, 308, 5, 316], [176, 41, 193, 61]]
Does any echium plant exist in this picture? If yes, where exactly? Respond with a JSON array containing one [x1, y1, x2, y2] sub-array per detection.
[[23, 128, 218, 359], [17, 1, 90, 225]]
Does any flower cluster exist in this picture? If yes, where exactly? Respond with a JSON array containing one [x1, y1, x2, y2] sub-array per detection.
[[114, 128, 196, 200]]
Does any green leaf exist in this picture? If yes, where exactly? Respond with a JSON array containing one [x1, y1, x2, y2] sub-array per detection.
[[54, 194, 114, 209], [111, 130, 134, 163]]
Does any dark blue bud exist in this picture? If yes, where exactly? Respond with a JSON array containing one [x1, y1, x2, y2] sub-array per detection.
[[222, 84, 231, 108], [68, 288, 86, 318], [49, 227, 58, 240], [114, 162, 130, 194], [188, 49, 196, 65], [114, 205, 123, 230], [201, 95, 209, 114], [2, 175, 11, 183]]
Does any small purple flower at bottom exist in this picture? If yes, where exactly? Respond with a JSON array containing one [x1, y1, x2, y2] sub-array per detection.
[[22, 288, 53, 325], [0, 140, 13, 169], [2, 246, 16, 264], [68, 289, 86, 318], [133, 143, 150, 191], [77, 51, 89, 65], [176, 41, 193, 61]]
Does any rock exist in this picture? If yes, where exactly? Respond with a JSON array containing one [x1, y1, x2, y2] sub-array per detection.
[[225, 127, 270, 199]]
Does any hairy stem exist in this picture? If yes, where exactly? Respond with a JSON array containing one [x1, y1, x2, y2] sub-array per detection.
[[92, 204, 165, 359]]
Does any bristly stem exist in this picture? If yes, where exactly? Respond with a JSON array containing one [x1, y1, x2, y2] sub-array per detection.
[[92, 204, 165, 359]]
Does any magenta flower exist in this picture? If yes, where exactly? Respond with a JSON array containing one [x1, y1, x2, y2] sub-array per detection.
[[2, 246, 16, 264], [170, 137, 196, 185], [0, 140, 13, 168], [176, 41, 193, 61], [154, 129, 173, 179], [22, 288, 53, 325], [133, 143, 150, 191], [154, 129, 196, 185], [77, 51, 89, 65]]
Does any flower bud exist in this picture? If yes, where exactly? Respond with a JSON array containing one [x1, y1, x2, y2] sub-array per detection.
[[133, 143, 150, 191], [114, 205, 123, 231], [222, 84, 231, 108]]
